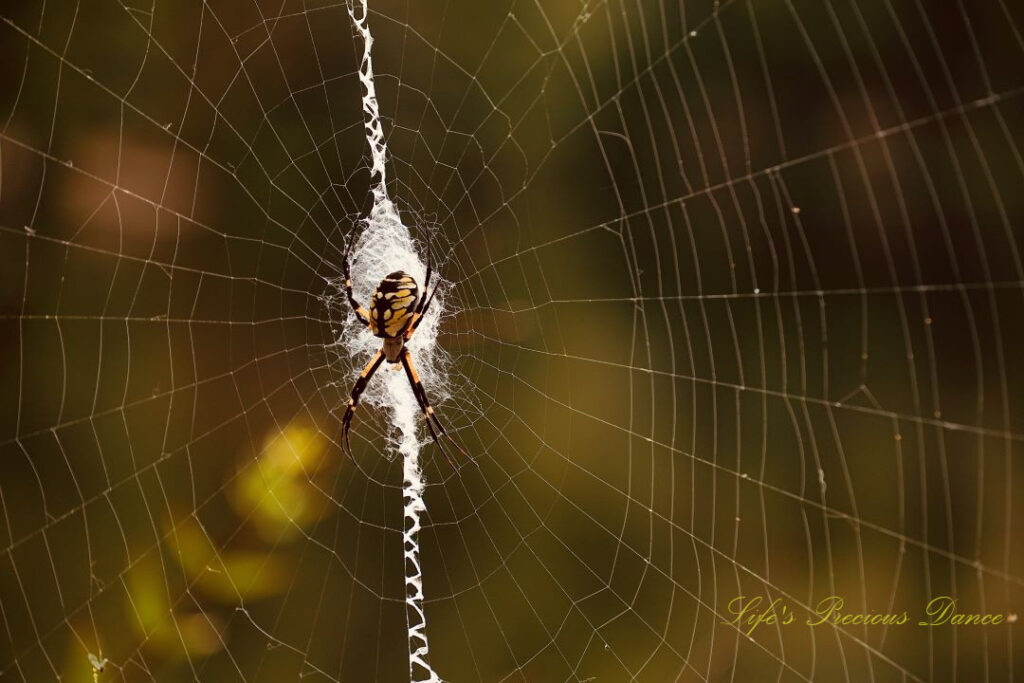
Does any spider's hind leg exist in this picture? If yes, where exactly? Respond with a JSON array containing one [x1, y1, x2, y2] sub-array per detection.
[[399, 349, 469, 471], [341, 350, 385, 457]]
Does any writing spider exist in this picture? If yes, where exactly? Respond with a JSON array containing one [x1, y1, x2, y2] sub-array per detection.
[[339, 228, 466, 468]]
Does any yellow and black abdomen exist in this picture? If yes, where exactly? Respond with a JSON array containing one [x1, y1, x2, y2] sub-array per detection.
[[369, 271, 418, 338]]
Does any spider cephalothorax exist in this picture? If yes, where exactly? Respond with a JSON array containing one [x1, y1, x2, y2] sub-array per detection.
[[339, 230, 466, 467]]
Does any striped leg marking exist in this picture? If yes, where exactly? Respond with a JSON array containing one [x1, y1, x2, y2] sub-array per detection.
[[341, 350, 385, 456], [399, 349, 469, 470], [343, 225, 371, 326], [404, 230, 437, 341], [346, 279, 371, 327]]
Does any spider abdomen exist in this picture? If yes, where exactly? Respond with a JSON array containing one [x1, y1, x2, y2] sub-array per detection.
[[369, 270, 418, 339]]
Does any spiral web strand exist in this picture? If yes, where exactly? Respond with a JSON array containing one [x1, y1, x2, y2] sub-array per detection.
[[0, 1, 1023, 682]]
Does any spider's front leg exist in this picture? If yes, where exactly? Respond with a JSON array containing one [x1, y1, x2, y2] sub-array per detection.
[[404, 284, 438, 341], [342, 226, 371, 327], [341, 350, 385, 456], [405, 230, 438, 341]]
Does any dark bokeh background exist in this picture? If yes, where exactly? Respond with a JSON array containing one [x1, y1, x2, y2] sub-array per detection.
[[1, 0, 1023, 681]]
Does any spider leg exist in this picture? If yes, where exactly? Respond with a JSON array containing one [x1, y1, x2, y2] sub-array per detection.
[[342, 225, 371, 327], [404, 286, 438, 341], [404, 229, 438, 341], [341, 350, 385, 457], [399, 348, 469, 470], [421, 227, 433, 296]]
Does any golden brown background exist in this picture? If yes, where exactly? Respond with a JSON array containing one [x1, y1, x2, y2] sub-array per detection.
[[1, 0, 1023, 681]]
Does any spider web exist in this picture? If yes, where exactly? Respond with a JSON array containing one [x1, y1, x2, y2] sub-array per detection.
[[1, 0, 1023, 681]]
